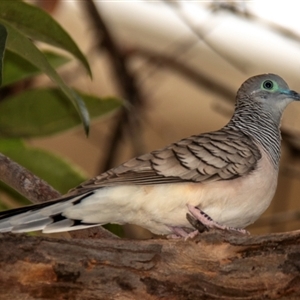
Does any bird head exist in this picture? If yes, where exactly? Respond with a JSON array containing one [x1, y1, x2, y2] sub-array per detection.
[[236, 74, 300, 120]]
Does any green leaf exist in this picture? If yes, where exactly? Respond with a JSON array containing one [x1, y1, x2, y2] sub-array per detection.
[[2, 50, 70, 87], [0, 88, 122, 138], [1, 20, 90, 134], [0, 181, 31, 207], [0, 1, 91, 77], [0, 139, 87, 194], [103, 224, 124, 238], [0, 23, 7, 86]]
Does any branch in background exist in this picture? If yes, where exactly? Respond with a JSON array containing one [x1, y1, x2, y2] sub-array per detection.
[[36, 0, 60, 13], [162, 0, 247, 73], [83, 0, 145, 172], [130, 46, 236, 103], [210, 2, 300, 44], [0, 153, 60, 203]]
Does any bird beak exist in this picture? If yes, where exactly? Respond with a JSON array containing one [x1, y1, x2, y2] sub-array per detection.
[[286, 90, 300, 101]]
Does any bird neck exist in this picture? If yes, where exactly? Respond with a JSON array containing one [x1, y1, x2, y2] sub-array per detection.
[[225, 101, 281, 169]]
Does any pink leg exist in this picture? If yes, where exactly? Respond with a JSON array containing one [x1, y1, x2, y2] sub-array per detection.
[[187, 204, 249, 235], [167, 226, 199, 240]]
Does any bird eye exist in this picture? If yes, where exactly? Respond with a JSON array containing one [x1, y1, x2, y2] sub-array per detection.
[[262, 80, 274, 90]]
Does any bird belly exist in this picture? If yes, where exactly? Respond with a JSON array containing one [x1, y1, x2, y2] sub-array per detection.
[[64, 184, 200, 235]]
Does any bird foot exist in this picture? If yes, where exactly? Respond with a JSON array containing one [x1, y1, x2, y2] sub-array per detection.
[[187, 204, 249, 235], [167, 226, 199, 240]]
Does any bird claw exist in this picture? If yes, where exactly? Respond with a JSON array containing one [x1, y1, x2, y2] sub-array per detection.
[[168, 226, 199, 240], [186, 212, 208, 233], [187, 204, 249, 235], [168, 204, 249, 240]]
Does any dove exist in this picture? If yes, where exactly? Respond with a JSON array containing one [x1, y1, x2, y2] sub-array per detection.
[[0, 74, 299, 237]]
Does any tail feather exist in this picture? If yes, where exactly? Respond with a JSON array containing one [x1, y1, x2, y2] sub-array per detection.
[[10, 219, 53, 233], [0, 191, 100, 233], [42, 219, 98, 233], [0, 195, 75, 220], [0, 221, 13, 232]]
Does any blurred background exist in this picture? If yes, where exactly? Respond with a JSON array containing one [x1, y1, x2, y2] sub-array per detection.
[[9, 0, 300, 237]]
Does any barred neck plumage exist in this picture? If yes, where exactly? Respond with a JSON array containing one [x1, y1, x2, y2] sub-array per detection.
[[225, 101, 281, 169]]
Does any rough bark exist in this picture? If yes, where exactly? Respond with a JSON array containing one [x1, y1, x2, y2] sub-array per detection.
[[0, 153, 60, 203], [0, 230, 300, 300]]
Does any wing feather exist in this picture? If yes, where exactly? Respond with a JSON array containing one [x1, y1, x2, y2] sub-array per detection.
[[72, 129, 261, 193]]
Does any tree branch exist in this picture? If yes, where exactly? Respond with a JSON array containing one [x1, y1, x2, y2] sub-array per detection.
[[1, 230, 300, 299], [0, 153, 60, 203]]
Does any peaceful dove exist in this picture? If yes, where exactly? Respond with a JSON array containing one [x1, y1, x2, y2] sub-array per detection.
[[0, 74, 299, 237]]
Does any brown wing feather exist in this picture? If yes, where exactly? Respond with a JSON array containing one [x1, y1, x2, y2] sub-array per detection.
[[71, 129, 261, 193]]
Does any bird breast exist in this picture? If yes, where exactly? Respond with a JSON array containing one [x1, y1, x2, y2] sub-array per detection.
[[193, 144, 278, 229]]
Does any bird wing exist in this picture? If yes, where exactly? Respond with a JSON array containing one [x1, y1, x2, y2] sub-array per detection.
[[71, 129, 262, 193]]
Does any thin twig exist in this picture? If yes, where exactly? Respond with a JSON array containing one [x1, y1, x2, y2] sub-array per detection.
[[82, 0, 145, 172], [130, 46, 235, 103], [162, 0, 247, 73], [210, 2, 300, 44]]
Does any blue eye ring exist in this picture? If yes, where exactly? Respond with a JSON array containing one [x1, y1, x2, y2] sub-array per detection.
[[263, 80, 274, 90]]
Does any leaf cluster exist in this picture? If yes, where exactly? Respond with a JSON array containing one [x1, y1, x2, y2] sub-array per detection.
[[0, 1, 121, 208]]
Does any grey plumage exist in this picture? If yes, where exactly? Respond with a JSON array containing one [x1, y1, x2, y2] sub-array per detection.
[[80, 129, 261, 186], [227, 74, 290, 168], [0, 73, 299, 236]]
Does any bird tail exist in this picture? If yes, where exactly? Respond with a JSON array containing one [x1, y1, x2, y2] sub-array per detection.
[[0, 192, 100, 233]]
